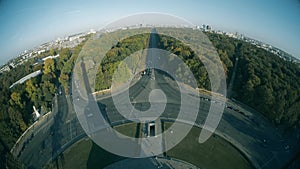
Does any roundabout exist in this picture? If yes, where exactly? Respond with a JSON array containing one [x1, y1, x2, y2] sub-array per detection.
[[12, 14, 300, 169], [46, 121, 253, 169]]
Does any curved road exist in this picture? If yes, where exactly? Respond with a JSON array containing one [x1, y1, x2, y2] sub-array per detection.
[[14, 28, 300, 169]]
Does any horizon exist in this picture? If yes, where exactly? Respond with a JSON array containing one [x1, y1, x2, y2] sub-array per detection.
[[0, 0, 299, 65]]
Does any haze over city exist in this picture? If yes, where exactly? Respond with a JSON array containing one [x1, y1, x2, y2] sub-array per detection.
[[1, 1, 300, 168], [0, 0, 299, 65]]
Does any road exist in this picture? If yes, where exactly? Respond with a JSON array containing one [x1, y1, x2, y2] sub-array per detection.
[[104, 157, 199, 169], [15, 87, 84, 169], [94, 29, 300, 168], [13, 28, 300, 169]]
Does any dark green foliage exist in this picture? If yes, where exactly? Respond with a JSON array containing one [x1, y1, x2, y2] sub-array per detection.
[[95, 33, 149, 91], [95, 30, 300, 127], [231, 41, 300, 126], [0, 29, 299, 168], [0, 36, 87, 168], [205, 33, 300, 127], [157, 34, 212, 90]]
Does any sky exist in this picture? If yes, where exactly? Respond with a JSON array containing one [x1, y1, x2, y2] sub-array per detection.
[[0, 0, 299, 65]]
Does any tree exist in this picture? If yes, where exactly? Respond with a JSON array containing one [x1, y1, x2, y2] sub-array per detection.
[[10, 92, 23, 108], [49, 49, 57, 56], [43, 58, 55, 74], [59, 73, 69, 93], [8, 107, 27, 132], [42, 72, 56, 83], [25, 79, 37, 99], [59, 48, 72, 62], [95, 65, 105, 91]]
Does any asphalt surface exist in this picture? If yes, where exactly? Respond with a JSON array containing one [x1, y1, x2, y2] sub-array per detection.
[[13, 28, 300, 169], [94, 30, 300, 168], [15, 88, 85, 169], [104, 157, 199, 169]]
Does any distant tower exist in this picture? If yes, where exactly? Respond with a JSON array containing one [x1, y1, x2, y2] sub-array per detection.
[[33, 106, 40, 118], [206, 25, 212, 31]]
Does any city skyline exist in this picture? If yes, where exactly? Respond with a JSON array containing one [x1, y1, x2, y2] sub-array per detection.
[[0, 0, 299, 65]]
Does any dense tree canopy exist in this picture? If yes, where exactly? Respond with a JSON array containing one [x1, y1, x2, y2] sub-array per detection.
[[95, 33, 149, 91], [0, 29, 299, 168], [206, 32, 300, 127], [0, 35, 88, 168], [94, 30, 300, 128]]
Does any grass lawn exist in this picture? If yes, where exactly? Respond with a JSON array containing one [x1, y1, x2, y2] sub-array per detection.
[[45, 138, 93, 169], [45, 123, 139, 169], [46, 122, 253, 169], [113, 122, 139, 138], [164, 122, 253, 169]]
